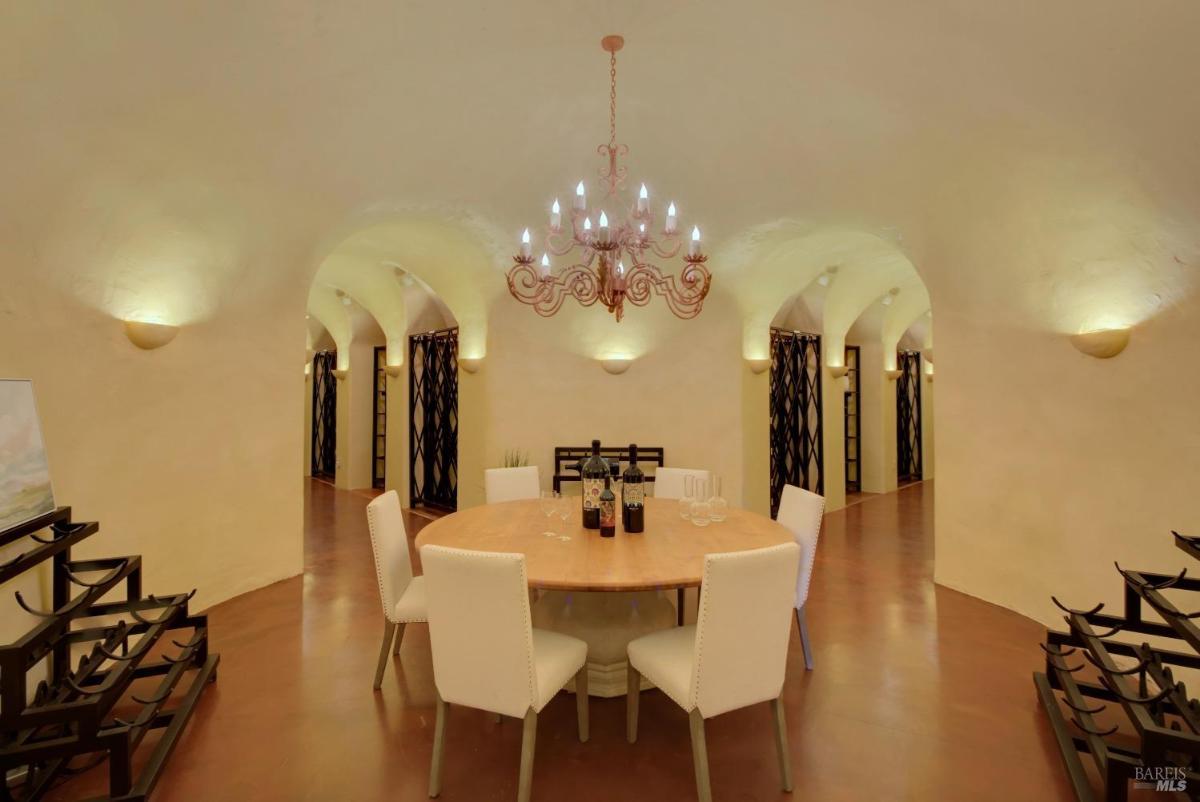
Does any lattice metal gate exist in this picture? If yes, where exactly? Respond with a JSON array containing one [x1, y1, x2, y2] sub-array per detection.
[[844, 345, 861, 493], [311, 350, 337, 480], [896, 350, 923, 483], [769, 328, 823, 518], [409, 327, 459, 511], [372, 346, 387, 489]]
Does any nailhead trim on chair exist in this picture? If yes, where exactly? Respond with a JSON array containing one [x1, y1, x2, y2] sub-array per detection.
[[366, 498, 399, 624]]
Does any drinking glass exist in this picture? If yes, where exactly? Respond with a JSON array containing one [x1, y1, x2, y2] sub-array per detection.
[[690, 478, 711, 527], [709, 474, 728, 523], [540, 490, 557, 535], [679, 474, 695, 520]]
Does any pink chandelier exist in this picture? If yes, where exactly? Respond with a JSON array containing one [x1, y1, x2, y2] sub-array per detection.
[[508, 35, 711, 323]]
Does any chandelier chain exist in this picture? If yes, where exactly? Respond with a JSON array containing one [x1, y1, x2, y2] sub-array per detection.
[[609, 50, 618, 148]]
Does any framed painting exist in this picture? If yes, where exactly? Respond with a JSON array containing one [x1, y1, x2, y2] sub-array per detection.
[[0, 379, 55, 531]]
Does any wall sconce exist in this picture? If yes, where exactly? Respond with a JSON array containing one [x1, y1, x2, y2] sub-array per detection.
[[332, 368, 349, 381], [1070, 328, 1130, 359], [827, 365, 849, 379], [459, 357, 483, 374], [384, 365, 404, 378], [746, 358, 770, 375], [123, 320, 179, 350], [884, 369, 903, 381], [599, 357, 632, 375]]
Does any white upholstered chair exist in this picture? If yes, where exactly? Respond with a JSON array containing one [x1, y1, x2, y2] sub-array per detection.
[[652, 467, 711, 500], [421, 544, 589, 802], [775, 484, 825, 670], [484, 466, 541, 504], [365, 490, 428, 690], [626, 542, 800, 802]]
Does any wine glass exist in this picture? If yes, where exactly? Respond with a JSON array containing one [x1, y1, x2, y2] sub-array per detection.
[[709, 474, 728, 523], [540, 490, 557, 535], [690, 478, 712, 527], [556, 491, 571, 531], [679, 474, 695, 520]]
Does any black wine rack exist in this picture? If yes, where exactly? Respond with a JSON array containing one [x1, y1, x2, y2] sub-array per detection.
[[1036, 530, 1200, 801], [0, 506, 218, 801]]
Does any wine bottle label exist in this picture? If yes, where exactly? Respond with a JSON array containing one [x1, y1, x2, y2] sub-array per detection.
[[582, 478, 603, 509], [623, 484, 644, 505], [600, 497, 616, 528]]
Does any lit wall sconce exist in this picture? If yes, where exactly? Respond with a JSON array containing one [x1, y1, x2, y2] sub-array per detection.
[[746, 358, 770, 375], [459, 357, 483, 374], [816, 266, 838, 287], [827, 365, 849, 379], [884, 369, 903, 381], [384, 364, 404, 378], [1070, 328, 1130, 359], [599, 357, 632, 375], [332, 368, 349, 381], [304, 363, 311, 377], [123, 320, 179, 350], [881, 287, 900, 306]]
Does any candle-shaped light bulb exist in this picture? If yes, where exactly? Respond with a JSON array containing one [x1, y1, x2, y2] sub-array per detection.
[[617, 260, 625, 276], [638, 183, 649, 213], [539, 253, 551, 279], [639, 222, 646, 235], [665, 201, 678, 233], [574, 181, 586, 210], [598, 210, 610, 243], [688, 225, 701, 258], [550, 199, 561, 230], [583, 217, 592, 232], [520, 228, 532, 258]]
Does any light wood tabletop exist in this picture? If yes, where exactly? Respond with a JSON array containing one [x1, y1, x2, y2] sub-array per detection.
[[414, 497, 793, 591]]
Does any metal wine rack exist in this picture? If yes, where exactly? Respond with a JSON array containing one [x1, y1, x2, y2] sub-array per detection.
[[1036, 530, 1200, 801], [0, 506, 218, 801]]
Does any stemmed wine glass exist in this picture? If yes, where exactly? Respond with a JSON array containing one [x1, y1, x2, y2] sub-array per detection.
[[679, 474, 695, 520], [540, 490, 558, 535], [556, 491, 571, 534]]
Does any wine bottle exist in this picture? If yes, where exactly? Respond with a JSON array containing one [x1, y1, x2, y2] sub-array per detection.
[[622, 443, 645, 534], [581, 439, 607, 529], [599, 474, 617, 538]]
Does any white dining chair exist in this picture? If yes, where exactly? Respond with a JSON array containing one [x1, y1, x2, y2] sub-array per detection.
[[626, 542, 800, 802], [421, 544, 589, 802], [365, 490, 428, 690], [652, 467, 710, 500], [484, 466, 541, 504], [775, 484, 825, 670]]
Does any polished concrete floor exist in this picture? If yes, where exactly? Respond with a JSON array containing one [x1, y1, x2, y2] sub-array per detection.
[[49, 480, 1074, 801]]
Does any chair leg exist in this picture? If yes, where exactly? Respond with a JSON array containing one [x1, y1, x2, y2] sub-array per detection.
[[393, 622, 407, 655], [373, 622, 397, 690], [796, 606, 814, 670], [429, 691, 448, 798], [770, 697, 794, 792], [677, 588, 685, 626], [575, 665, 589, 742], [688, 709, 712, 802], [626, 663, 641, 743], [517, 708, 538, 802]]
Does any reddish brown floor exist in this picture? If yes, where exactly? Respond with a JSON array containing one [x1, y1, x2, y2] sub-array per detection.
[[48, 480, 1073, 801]]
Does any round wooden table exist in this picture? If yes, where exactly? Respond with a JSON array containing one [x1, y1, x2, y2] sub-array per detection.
[[416, 497, 793, 696]]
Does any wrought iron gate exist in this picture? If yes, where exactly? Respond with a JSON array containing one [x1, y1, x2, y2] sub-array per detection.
[[311, 350, 337, 480], [844, 345, 861, 493], [769, 328, 823, 518], [409, 327, 459, 511], [896, 350, 923, 483], [372, 346, 387, 489]]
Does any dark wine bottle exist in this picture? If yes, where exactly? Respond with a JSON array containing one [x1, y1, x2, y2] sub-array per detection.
[[622, 443, 645, 534], [599, 475, 617, 538], [581, 439, 607, 529]]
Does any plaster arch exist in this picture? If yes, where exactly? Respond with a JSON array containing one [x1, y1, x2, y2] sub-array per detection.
[[306, 284, 353, 370]]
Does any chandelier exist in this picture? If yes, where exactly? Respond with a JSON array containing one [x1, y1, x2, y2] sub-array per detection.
[[507, 35, 711, 323]]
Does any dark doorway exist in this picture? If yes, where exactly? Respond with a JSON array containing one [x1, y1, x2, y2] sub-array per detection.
[[896, 350, 923, 483], [769, 327, 823, 518], [372, 346, 387, 489], [409, 327, 459, 511], [844, 345, 861, 493], [311, 350, 337, 480]]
